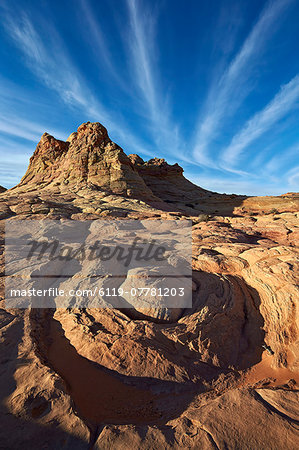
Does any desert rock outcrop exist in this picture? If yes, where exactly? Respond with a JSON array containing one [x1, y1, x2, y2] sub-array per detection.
[[0, 122, 298, 449], [19, 122, 157, 202]]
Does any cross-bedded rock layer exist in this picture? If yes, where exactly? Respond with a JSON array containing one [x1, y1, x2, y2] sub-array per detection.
[[0, 122, 298, 448]]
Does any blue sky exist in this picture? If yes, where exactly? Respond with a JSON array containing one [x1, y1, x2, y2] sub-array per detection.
[[0, 0, 298, 195]]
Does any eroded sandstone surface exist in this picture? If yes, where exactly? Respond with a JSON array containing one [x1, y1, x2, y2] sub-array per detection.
[[0, 122, 298, 449]]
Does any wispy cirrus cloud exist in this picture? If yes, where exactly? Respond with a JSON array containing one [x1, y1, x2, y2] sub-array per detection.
[[126, 0, 158, 114], [0, 138, 32, 188], [0, 0, 297, 195], [222, 74, 299, 165], [0, 117, 43, 142], [78, 0, 129, 93], [0, 161, 30, 187], [3, 9, 111, 122], [125, 0, 181, 153], [78, 0, 114, 73], [193, 0, 294, 167], [286, 165, 299, 187], [0, 114, 66, 142], [264, 141, 299, 173], [0, 76, 66, 142], [0, 115, 66, 187], [1, 6, 158, 157]]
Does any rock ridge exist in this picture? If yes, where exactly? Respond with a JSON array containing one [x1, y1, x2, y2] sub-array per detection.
[[0, 121, 298, 448]]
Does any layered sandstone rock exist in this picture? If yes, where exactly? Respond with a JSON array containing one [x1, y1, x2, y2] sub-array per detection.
[[2, 122, 298, 218], [128, 154, 208, 203], [0, 122, 298, 449], [19, 122, 158, 202]]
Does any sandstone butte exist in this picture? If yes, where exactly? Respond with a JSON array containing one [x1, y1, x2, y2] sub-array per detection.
[[0, 122, 298, 449]]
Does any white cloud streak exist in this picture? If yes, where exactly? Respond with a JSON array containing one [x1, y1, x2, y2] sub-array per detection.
[[264, 141, 299, 173], [0, 161, 29, 188], [78, 0, 129, 93], [79, 0, 114, 72], [222, 74, 299, 165], [0, 1, 297, 196], [126, 0, 157, 113], [0, 149, 31, 188], [126, 0, 181, 153], [0, 114, 66, 142], [286, 165, 299, 187], [3, 10, 111, 122], [2, 7, 160, 159], [193, 0, 294, 166]]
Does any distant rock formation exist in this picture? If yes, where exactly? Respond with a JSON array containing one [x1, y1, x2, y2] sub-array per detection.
[[18, 122, 212, 207], [0, 186, 6, 193], [4, 122, 297, 218], [128, 154, 208, 203], [19, 122, 157, 202]]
